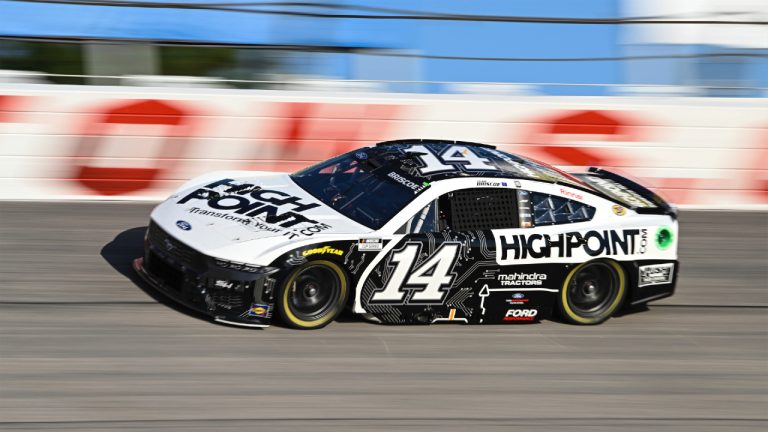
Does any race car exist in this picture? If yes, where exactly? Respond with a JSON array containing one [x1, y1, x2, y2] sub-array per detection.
[[133, 139, 679, 329]]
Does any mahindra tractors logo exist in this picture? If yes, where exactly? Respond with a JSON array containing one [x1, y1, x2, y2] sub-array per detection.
[[498, 272, 547, 286]]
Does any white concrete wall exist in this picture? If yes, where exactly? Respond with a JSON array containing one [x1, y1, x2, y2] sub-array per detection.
[[0, 84, 766, 208]]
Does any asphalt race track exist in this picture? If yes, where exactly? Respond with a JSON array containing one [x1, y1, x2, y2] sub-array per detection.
[[1, 202, 766, 431]]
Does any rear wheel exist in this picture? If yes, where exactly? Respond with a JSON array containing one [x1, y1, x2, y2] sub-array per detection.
[[278, 260, 349, 329], [558, 260, 626, 325]]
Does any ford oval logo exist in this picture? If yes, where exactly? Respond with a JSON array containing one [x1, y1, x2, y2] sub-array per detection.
[[176, 220, 192, 231], [512, 293, 525, 299]]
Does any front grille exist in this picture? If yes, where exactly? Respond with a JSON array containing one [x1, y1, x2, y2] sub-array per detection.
[[146, 249, 184, 291], [147, 221, 205, 270], [143, 222, 277, 318], [211, 292, 245, 310]]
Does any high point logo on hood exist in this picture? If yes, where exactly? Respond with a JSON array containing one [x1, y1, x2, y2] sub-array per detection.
[[498, 229, 648, 262], [177, 178, 321, 228], [175, 220, 192, 231]]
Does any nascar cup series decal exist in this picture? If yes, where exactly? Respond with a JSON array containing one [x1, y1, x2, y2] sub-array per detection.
[[358, 238, 383, 251]]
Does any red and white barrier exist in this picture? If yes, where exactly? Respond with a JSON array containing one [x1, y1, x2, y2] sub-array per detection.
[[1, 85, 766, 208]]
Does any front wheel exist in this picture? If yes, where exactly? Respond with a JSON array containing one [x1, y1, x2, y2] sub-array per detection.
[[558, 260, 626, 325], [278, 260, 349, 329]]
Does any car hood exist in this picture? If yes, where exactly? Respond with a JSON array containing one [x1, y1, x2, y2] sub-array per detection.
[[150, 172, 371, 259]]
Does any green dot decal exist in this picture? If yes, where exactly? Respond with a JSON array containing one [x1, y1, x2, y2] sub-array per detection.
[[656, 227, 674, 250]]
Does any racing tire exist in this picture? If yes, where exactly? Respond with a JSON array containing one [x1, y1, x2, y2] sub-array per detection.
[[278, 260, 349, 330], [558, 260, 626, 325]]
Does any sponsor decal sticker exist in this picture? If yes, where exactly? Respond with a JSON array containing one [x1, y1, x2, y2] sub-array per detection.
[[612, 205, 626, 216], [247, 303, 270, 318], [656, 227, 674, 250], [638, 263, 675, 287], [176, 220, 192, 230], [497, 272, 547, 286], [282, 222, 332, 240], [559, 188, 583, 201], [214, 280, 235, 289], [503, 308, 538, 321], [301, 246, 344, 257], [358, 238, 383, 251], [186, 207, 273, 229], [498, 228, 648, 262], [177, 178, 321, 229], [387, 171, 424, 193], [476, 180, 508, 187], [506, 292, 529, 305]]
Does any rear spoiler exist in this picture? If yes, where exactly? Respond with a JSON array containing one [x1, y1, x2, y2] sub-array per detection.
[[576, 168, 678, 219]]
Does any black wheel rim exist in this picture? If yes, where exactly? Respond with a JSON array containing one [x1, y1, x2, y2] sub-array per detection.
[[288, 265, 340, 320], [567, 262, 619, 317]]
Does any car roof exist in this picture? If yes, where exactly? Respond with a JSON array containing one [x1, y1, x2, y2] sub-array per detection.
[[369, 139, 589, 190]]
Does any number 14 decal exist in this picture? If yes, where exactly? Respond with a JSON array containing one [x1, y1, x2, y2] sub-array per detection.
[[371, 242, 461, 304], [406, 145, 498, 175]]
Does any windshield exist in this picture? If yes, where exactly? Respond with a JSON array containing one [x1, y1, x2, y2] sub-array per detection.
[[290, 150, 420, 230]]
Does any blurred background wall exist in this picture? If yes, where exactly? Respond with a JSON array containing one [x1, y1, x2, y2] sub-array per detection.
[[0, 0, 765, 207]]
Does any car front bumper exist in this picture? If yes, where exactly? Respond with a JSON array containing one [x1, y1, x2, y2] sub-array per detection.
[[133, 224, 278, 328]]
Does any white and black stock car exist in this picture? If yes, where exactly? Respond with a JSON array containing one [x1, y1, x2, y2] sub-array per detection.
[[134, 139, 679, 329]]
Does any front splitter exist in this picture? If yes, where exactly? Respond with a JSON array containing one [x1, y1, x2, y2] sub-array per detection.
[[132, 257, 271, 329]]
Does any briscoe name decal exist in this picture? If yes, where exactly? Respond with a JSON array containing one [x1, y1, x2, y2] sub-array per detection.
[[638, 263, 675, 287], [497, 229, 648, 263], [178, 178, 320, 228], [387, 172, 424, 193]]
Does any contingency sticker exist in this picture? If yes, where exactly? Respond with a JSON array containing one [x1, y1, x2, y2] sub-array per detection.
[[358, 238, 383, 251], [638, 263, 675, 287]]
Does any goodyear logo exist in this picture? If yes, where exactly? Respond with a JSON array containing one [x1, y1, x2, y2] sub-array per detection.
[[302, 246, 344, 257]]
